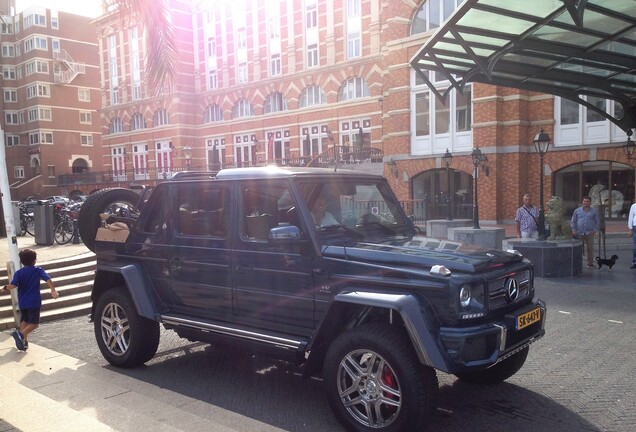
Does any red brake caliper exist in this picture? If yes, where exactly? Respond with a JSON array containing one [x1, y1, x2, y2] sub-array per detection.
[[382, 365, 398, 414]]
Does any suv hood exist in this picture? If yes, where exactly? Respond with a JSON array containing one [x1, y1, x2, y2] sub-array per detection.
[[321, 236, 522, 274]]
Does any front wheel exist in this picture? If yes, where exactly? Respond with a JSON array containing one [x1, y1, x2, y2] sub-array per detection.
[[93, 288, 160, 368], [454, 346, 529, 385], [323, 323, 438, 432], [54, 219, 74, 244]]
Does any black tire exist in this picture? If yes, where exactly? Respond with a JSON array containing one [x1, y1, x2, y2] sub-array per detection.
[[18, 218, 27, 236], [79, 188, 140, 252], [454, 346, 529, 385], [24, 215, 35, 236], [93, 288, 160, 368], [54, 219, 74, 245], [323, 323, 438, 432]]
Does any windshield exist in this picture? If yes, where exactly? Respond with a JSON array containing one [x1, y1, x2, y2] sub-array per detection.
[[297, 178, 415, 243]]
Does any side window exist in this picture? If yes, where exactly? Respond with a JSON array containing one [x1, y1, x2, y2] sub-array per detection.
[[176, 184, 229, 237], [142, 188, 166, 233], [241, 182, 297, 240]]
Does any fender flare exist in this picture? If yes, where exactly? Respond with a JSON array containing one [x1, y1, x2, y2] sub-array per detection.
[[303, 291, 448, 378], [92, 263, 162, 321]]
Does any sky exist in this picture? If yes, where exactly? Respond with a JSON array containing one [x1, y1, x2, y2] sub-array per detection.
[[15, 0, 103, 18]]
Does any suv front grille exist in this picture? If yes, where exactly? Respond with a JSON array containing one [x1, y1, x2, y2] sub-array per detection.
[[488, 270, 530, 310]]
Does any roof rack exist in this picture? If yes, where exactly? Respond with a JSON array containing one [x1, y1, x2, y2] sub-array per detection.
[[170, 171, 218, 181]]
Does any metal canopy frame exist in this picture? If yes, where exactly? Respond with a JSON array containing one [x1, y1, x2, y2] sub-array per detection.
[[410, 0, 636, 135]]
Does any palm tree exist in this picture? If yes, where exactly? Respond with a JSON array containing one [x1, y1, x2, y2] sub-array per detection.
[[103, 0, 177, 94]]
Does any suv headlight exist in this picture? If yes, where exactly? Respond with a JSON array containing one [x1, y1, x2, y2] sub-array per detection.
[[457, 282, 485, 319], [459, 284, 471, 307]]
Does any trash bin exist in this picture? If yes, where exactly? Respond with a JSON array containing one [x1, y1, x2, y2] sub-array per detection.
[[34, 200, 54, 245]]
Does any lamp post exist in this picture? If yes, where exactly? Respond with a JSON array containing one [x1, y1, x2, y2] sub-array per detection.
[[442, 148, 453, 220], [532, 128, 551, 240], [183, 145, 192, 170], [471, 147, 485, 229], [623, 132, 635, 160]]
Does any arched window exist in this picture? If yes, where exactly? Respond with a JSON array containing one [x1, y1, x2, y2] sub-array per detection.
[[109, 117, 123, 134], [264, 92, 287, 114], [232, 98, 253, 119], [411, 0, 464, 36], [204, 104, 223, 123], [338, 77, 370, 101], [300, 85, 326, 107], [130, 113, 145, 131], [153, 109, 169, 127]]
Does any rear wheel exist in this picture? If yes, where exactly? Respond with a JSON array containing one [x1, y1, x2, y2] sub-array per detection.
[[25, 215, 35, 236], [454, 346, 529, 385], [94, 288, 160, 368], [323, 323, 438, 432], [54, 219, 74, 244], [79, 188, 140, 252]]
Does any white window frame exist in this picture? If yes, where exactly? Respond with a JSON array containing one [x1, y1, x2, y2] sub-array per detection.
[[153, 109, 169, 127], [205, 104, 223, 123], [2, 43, 15, 57], [238, 62, 248, 83], [80, 134, 93, 146], [5, 111, 19, 124], [78, 88, 90, 102], [307, 44, 318, 68], [79, 111, 92, 124], [6, 135, 20, 146], [14, 166, 25, 179], [300, 85, 326, 107], [4, 89, 17, 102], [208, 70, 218, 89], [270, 54, 281, 76], [3, 66, 16, 79], [410, 70, 473, 155]]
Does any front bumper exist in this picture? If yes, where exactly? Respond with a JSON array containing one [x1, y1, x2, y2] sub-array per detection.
[[439, 299, 546, 372]]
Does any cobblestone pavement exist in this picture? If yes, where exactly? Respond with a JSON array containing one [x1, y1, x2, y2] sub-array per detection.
[[21, 249, 635, 432]]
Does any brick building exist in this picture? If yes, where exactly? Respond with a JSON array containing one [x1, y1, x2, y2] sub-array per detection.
[[0, 0, 101, 200], [89, 0, 634, 226]]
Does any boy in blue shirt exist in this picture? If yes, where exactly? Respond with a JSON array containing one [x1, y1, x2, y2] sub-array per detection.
[[2, 249, 58, 351]]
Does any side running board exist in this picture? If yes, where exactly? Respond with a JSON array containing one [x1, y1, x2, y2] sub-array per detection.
[[161, 314, 306, 351]]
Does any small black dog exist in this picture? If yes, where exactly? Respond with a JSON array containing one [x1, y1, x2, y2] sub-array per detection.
[[596, 255, 619, 271]]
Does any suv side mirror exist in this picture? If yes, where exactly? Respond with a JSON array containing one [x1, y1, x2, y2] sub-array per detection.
[[269, 223, 301, 242]]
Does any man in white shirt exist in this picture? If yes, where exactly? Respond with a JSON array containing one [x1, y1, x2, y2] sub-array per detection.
[[627, 202, 636, 269]]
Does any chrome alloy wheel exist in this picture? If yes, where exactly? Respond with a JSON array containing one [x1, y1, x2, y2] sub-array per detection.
[[336, 349, 402, 428], [100, 302, 130, 356]]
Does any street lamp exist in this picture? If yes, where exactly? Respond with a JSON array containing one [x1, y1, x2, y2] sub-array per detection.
[[623, 132, 635, 160], [471, 147, 486, 229], [532, 128, 551, 239], [183, 145, 192, 170], [442, 149, 453, 220]]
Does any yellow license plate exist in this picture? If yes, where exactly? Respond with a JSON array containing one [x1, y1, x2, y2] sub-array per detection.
[[517, 307, 541, 330]]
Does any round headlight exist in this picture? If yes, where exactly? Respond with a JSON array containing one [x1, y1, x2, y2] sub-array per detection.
[[459, 284, 471, 307]]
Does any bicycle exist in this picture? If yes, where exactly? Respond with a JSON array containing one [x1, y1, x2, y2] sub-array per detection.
[[54, 204, 81, 245], [18, 202, 35, 236]]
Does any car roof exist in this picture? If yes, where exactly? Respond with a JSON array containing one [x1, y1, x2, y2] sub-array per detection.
[[214, 166, 380, 180]]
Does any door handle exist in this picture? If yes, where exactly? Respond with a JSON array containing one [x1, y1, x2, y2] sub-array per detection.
[[235, 265, 252, 273], [170, 258, 183, 271]]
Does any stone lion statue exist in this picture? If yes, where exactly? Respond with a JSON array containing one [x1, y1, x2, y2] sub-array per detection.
[[544, 196, 572, 240]]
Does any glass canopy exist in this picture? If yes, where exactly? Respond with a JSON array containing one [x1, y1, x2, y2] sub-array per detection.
[[410, 0, 636, 134]]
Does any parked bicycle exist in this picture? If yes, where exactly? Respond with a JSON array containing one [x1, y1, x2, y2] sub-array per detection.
[[18, 202, 35, 236], [54, 202, 82, 245]]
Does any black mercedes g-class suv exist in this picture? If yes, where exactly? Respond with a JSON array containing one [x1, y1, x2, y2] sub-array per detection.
[[79, 166, 546, 432]]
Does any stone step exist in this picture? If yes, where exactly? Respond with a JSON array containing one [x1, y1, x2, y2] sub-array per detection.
[[0, 253, 96, 331]]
